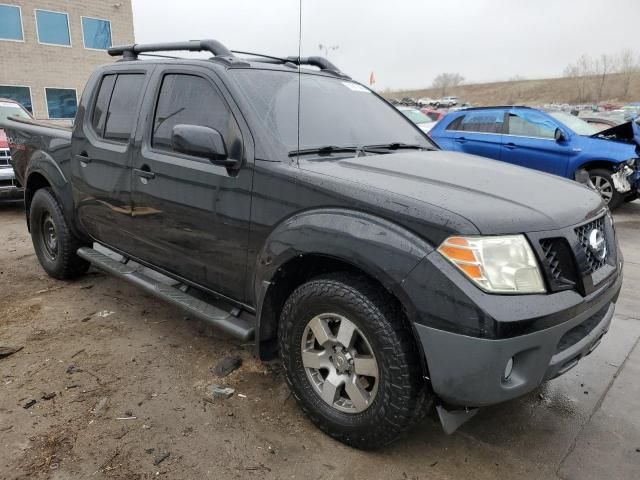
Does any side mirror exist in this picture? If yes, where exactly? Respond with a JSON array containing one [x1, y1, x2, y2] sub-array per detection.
[[171, 124, 238, 167], [554, 128, 566, 142]]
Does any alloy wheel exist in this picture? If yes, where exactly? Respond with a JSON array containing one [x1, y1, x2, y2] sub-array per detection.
[[590, 175, 613, 204], [301, 313, 379, 413]]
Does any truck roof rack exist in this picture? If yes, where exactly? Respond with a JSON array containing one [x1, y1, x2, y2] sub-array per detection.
[[108, 40, 350, 78], [232, 51, 349, 79], [108, 39, 234, 60]]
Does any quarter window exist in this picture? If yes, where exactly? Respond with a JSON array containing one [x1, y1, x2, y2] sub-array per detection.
[[103, 74, 145, 141], [0, 85, 32, 112], [152, 74, 242, 160], [82, 17, 112, 50], [35, 10, 70, 46], [45, 88, 77, 119], [507, 111, 556, 139], [0, 4, 23, 41]]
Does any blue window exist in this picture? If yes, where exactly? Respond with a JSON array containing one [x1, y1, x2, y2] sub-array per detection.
[[82, 17, 112, 50], [35, 10, 70, 46], [0, 4, 23, 41], [0, 85, 32, 113], [45, 88, 77, 119]]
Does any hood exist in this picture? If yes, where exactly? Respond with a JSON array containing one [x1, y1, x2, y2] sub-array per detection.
[[0, 129, 7, 149], [300, 150, 604, 234], [591, 119, 640, 153]]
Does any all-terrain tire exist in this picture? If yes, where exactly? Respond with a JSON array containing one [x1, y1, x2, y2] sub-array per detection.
[[279, 273, 429, 449], [589, 168, 624, 210], [29, 188, 89, 279]]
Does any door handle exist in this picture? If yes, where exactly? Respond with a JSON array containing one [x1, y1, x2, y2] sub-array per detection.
[[455, 137, 467, 143], [74, 153, 92, 166], [504, 142, 517, 150], [133, 166, 155, 180]]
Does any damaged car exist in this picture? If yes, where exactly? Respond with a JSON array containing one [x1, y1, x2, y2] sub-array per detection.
[[429, 106, 640, 208]]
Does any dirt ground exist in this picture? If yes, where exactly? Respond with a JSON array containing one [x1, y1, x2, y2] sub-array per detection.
[[1, 201, 640, 480]]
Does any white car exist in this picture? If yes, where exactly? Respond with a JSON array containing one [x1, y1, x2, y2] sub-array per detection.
[[435, 96, 458, 107], [417, 97, 434, 107], [397, 106, 436, 133]]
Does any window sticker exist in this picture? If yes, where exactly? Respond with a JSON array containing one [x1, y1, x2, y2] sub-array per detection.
[[342, 82, 370, 93]]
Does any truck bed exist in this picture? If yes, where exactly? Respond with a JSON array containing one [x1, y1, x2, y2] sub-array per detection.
[[0, 116, 72, 187]]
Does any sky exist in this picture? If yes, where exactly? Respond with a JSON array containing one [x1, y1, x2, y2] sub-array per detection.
[[131, 0, 640, 90]]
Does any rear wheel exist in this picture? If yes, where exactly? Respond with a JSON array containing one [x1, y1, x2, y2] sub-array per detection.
[[279, 273, 428, 449], [589, 168, 623, 210], [30, 188, 89, 279]]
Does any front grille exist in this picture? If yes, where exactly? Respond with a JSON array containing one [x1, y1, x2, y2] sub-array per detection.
[[575, 216, 607, 273], [0, 179, 15, 188], [555, 304, 609, 354], [0, 149, 10, 167], [539, 237, 578, 288]]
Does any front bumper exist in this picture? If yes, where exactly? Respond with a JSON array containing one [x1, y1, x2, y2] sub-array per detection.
[[0, 167, 23, 200], [404, 239, 623, 408]]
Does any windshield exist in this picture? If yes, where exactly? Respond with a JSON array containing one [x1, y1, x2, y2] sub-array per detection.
[[0, 102, 31, 123], [230, 69, 433, 155], [400, 109, 433, 125], [548, 111, 598, 136]]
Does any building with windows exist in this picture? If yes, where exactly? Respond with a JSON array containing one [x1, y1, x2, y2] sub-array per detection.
[[0, 1, 134, 120]]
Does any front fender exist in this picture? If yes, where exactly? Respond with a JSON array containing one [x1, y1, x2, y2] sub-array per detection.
[[254, 208, 435, 322]]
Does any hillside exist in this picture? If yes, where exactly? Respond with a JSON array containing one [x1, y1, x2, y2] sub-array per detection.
[[385, 72, 640, 106]]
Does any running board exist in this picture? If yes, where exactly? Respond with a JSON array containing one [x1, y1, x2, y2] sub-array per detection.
[[77, 247, 255, 341]]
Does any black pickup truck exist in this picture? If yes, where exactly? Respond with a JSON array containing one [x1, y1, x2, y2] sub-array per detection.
[[1, 40, 623, 449]]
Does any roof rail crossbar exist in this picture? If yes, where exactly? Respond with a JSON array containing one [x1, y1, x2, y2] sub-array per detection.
[[108, 39, 233, 60]]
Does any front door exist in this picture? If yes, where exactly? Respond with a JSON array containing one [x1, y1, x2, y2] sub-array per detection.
[[129, 68, 253, 303], [501, 109, 569, 176], [70, 67, 150, 253]]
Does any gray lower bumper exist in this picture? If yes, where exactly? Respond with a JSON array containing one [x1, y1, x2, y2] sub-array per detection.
[[0, 168, 23, 200], [416, 285, 618, 407]]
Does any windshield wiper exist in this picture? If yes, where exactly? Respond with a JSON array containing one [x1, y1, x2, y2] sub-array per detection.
[[363, 142, 429, 151], [288, 145, 364, 157]]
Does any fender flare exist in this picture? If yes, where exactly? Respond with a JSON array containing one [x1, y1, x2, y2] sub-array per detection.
[[25, 151, 83, 239], [253, 208, 435, 348]]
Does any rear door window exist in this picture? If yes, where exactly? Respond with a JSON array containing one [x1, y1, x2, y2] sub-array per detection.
[[103, 74, 146, 141], [457, 111, 504, 133], [91, 74, 116, 134]]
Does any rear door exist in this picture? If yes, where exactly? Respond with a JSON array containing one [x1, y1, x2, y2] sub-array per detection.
[[501, 109, 569, 176], [70, 66, 152, 252], [440, 109, 505, 160], [128, 66, 254, 302]]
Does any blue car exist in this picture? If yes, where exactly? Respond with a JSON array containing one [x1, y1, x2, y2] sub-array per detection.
[[429, 106, 640, 208]]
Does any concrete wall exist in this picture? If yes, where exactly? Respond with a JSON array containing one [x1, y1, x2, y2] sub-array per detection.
[[0, 0, 135, 120]]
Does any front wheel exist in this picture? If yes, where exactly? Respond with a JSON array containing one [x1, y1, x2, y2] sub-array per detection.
[[589, 168, 624, 210], [279, 274, 428, 449], [30, 188, 89, 279]]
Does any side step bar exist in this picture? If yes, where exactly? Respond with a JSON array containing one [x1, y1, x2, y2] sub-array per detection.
[[77, 247, 254, 341]]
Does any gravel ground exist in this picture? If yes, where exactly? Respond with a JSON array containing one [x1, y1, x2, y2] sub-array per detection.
[[1, 201, 639, 479]]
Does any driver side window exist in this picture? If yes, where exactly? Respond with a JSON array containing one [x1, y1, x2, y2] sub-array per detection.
[[152, 73, 243, 160], [507, 111, 556, 139]]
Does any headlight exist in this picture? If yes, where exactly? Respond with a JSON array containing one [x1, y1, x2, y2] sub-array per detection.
[[438, 235, 546, 294]]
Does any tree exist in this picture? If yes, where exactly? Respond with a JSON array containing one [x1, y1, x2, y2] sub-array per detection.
[[431, 73, 464, 97], [618, 49, 639, 99], [593, 53, 615, 101], [563, 54, 594, 102]]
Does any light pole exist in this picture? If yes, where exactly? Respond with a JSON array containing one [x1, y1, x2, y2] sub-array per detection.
[[318, 44, 339, 58]]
